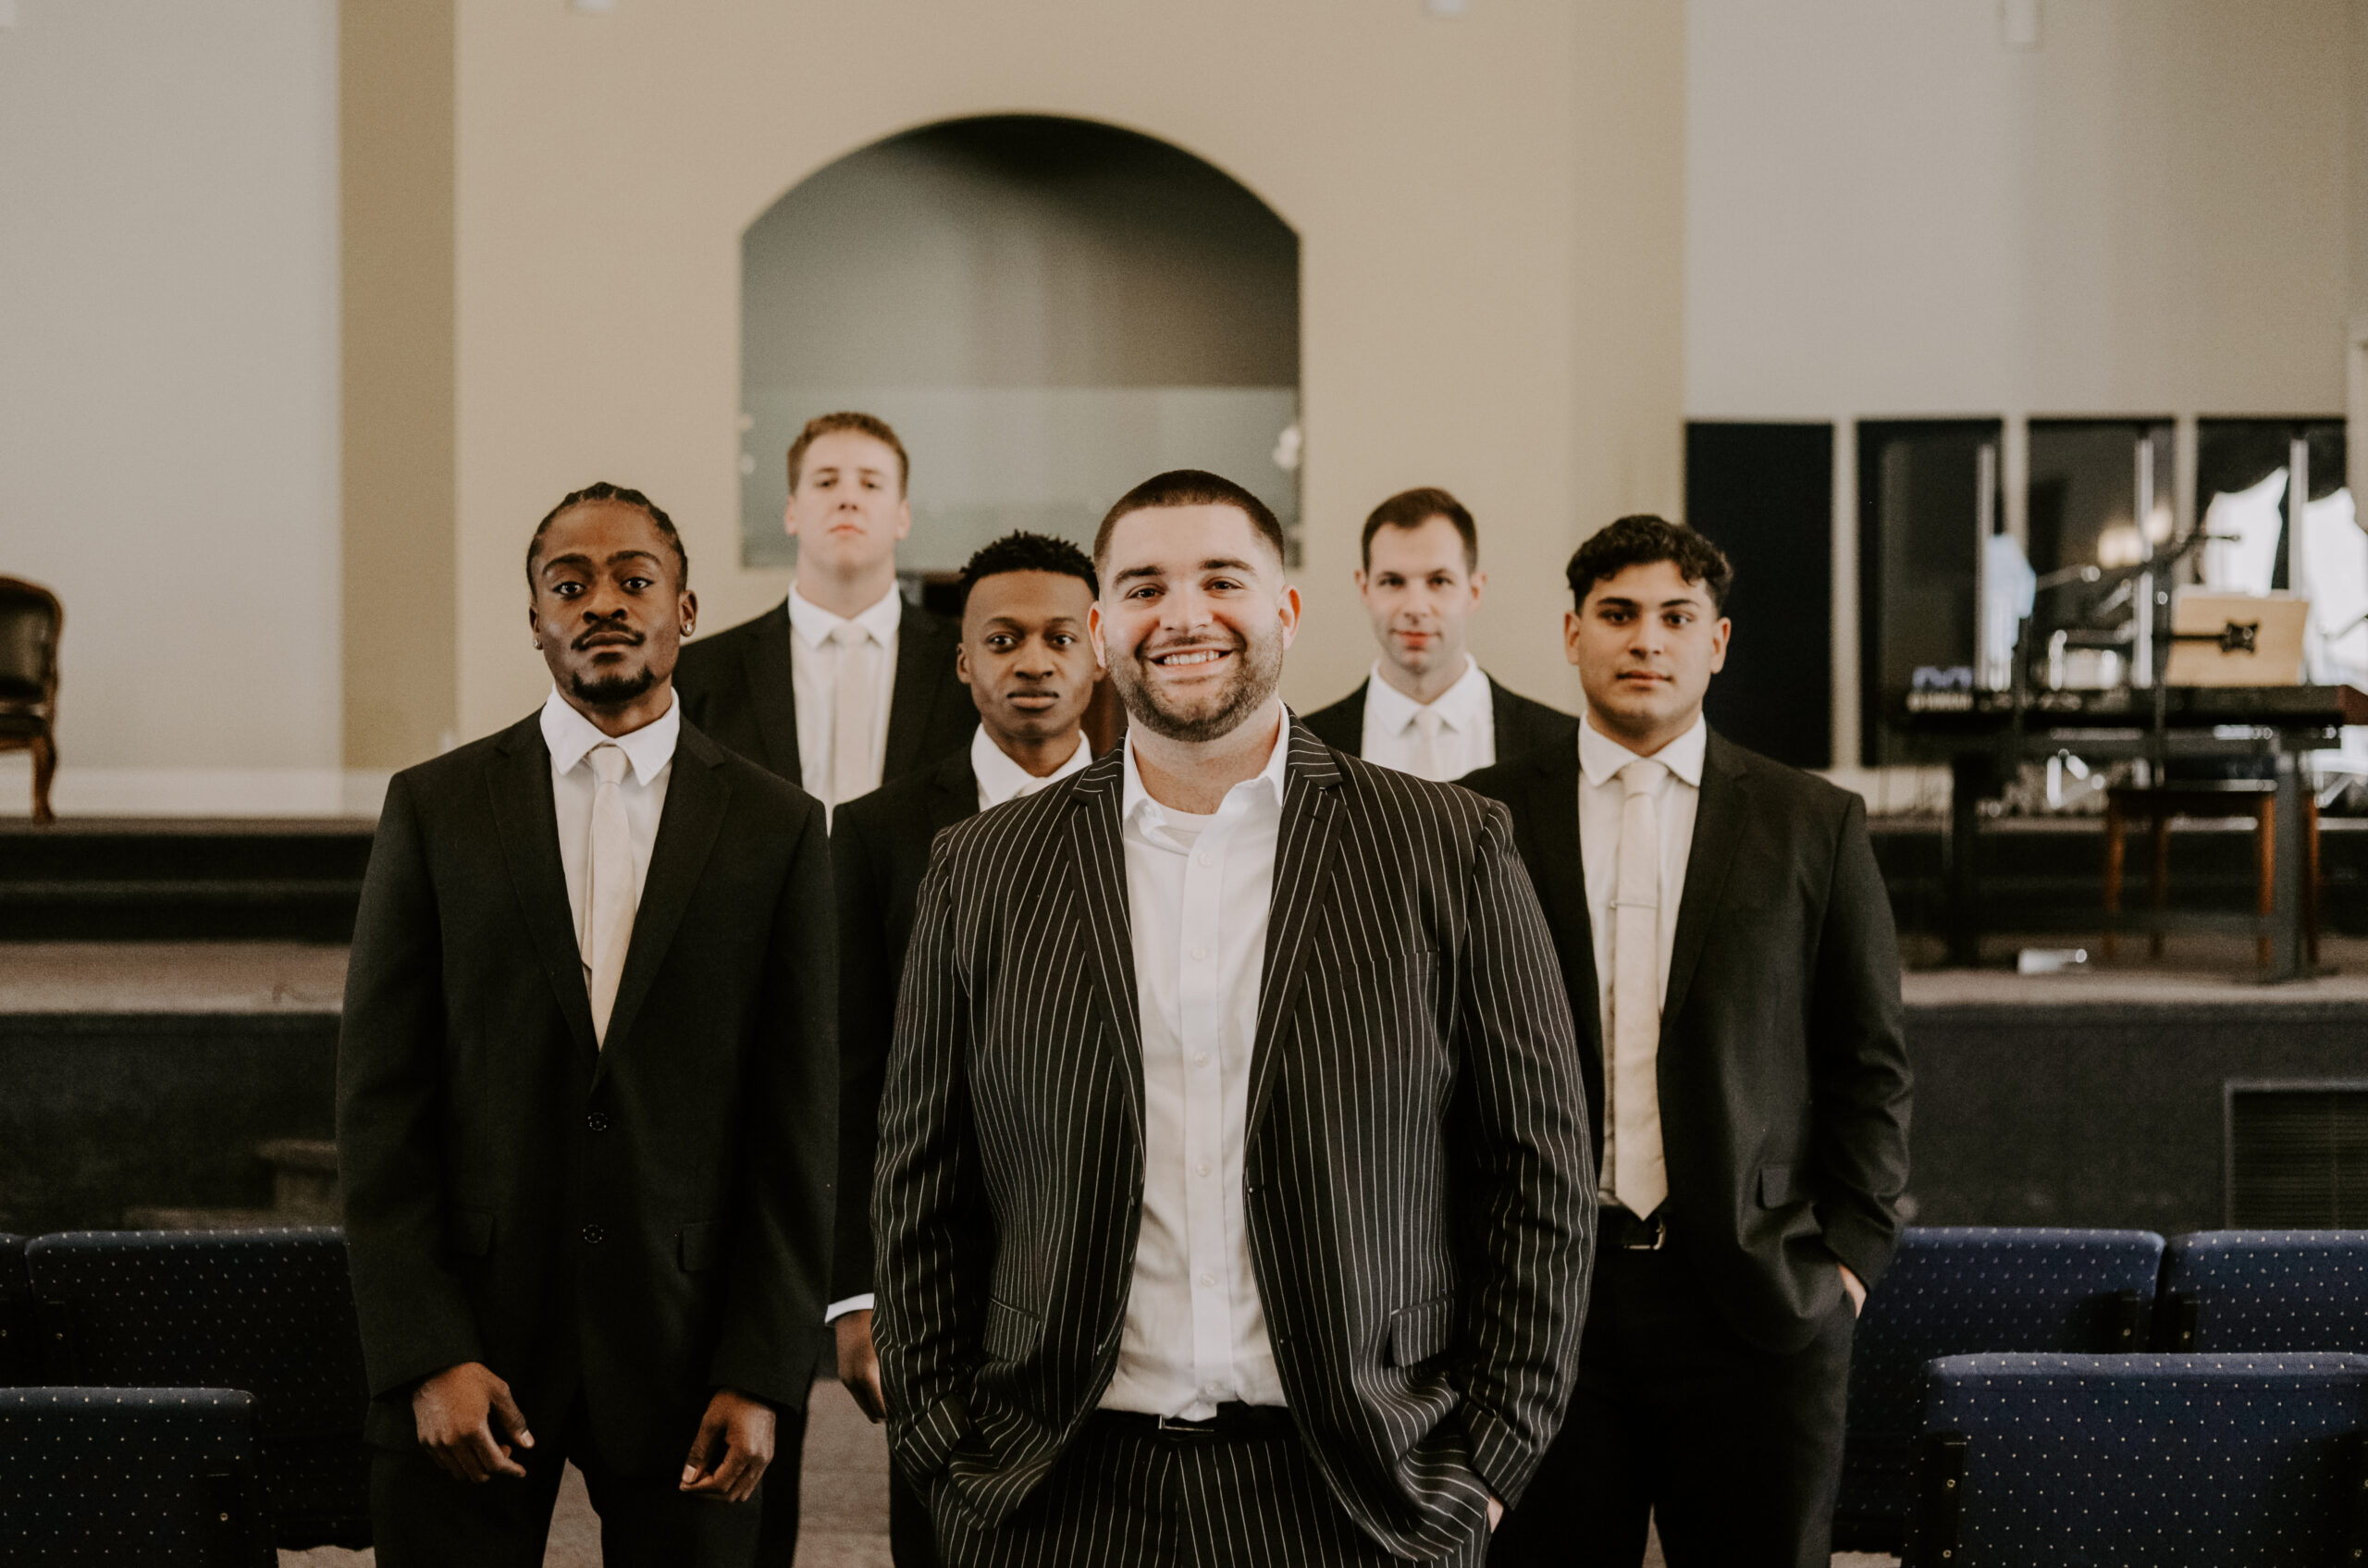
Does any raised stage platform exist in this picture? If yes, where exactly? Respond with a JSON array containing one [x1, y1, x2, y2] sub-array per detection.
[[6, 938, 2367, 1239]]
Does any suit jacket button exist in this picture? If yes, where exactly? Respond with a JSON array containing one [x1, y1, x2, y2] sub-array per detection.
[[581, 1224, 607, 1245], [585, 1112, 610, 1133]]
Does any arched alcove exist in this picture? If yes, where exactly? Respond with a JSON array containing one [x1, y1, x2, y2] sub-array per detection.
[[738, 115, 1301, 573]]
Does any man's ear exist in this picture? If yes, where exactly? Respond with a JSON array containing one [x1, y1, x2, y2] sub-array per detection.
[[679, 589, 697, 638], [1563, 609, 1585, 666], [955, 642, 973, 687], [1088, 602, 1108, 669], [527, 601, 543, 649]]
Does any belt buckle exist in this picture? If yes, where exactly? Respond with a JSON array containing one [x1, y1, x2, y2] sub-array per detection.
[[1621, 1211, 1667, 1252]]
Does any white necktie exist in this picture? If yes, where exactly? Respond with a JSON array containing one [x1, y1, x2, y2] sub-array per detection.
[[829, 623, 877, 808], [1408, 707, 1446, 781], [1610, 757, 1669, 1217], [584, 744, 635, 1047]]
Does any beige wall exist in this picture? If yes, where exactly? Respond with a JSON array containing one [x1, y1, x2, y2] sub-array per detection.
[[1688, 0, 2358, 419], [434, 0, 1685, 741], [0, 0, 340, 809], [343, 0, 457, 770]]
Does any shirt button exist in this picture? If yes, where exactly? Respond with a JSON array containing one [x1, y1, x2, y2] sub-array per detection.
[[585, 1112, 610, 1133], [1204, 1381, 1225, 1396], [1197, 852, 1214, 868], [1199, 1271, 1217, 1288], [1190, 945, 1209, 961], [580, 1225, 607, 1246], [1191, 1052, 1211, 1068], [1196, 1161, 1213, 1178]]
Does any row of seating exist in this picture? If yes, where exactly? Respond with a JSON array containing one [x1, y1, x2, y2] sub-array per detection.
[[2, 1224, 2362, 1562], [1844, 1227, 2368, 1564], [0, 1227, 366, 1562]]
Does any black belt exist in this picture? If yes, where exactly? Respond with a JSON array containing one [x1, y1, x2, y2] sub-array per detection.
[[1600, 1204, 1668, 1251], [1092, 1403, 1297, 1439]]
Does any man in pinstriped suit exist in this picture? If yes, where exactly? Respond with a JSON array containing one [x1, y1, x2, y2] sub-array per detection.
[[870, 469, 1596, 1567]]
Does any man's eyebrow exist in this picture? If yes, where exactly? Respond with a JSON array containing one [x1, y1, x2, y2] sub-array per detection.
[[1113, 563, 1167, 585], [1199, 556, 1259, 575]]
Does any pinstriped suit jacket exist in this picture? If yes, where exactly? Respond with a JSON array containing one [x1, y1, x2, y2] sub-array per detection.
[[872, 719, 1595, 1560]]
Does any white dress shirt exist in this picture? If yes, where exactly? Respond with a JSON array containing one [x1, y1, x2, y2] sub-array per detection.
[[539, 688, 678, 984], [1359, 655, 1496, 781], [1576, 712, 1705, 1207], [821, 722, 1096, 1327], [969, 723, 1091, 810], [1101, 710, 1290, 1419], [785, 581, 902, 808]]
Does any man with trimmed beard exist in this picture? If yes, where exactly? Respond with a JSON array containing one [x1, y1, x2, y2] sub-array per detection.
[[339, 483, 836, 1566], [870, 470, 1594, 1567]]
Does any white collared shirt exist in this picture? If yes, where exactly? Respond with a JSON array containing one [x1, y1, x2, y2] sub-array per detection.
[[969, 723, 1091, 811], [1100, 706, 1290, 1419], [538, 688, 679, 973], [785, 580, 902, 807], [1359, 655, 1496, 781], [1576, 711, 1706, 1204]]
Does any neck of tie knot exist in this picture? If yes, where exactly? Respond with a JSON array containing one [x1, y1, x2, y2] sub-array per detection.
[[829, 622, 870, 649], [1618, 757, 1668, 797], [589, 743, 628, 785], [1414, 708, 1444, 739]]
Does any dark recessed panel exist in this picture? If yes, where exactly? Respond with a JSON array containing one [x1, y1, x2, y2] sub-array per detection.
[[1686, 422, 1833, 770]]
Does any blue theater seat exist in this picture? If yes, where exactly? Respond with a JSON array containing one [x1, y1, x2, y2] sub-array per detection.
[[1833, 1226, 2165, 1553], [1904, 1352, 2368, 1568], [2157, 1229, 2368, 1352], [0, 1234, 29, 1383], [0, 1387, 274, 1565], [27, 1227, 371, 1549]]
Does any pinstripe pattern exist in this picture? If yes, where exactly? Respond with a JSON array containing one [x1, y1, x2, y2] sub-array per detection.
[[874, 719, 1595, 1562]]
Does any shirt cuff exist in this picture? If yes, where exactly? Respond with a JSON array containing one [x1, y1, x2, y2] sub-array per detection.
[[824, 1293, 875, 1324]]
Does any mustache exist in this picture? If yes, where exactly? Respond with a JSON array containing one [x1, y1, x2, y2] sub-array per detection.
[[1132, 628, 1247, 661], [572, 623, 645, 651]]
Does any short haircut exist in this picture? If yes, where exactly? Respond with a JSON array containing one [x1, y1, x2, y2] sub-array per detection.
[[958, 531, 1099, 604], [525, 481, 689, 591], [787, 411, 908, 495], [1565, 514, 1733, 611], [1092, 469, 1287, 573], [1361, 487, 1478, 572]]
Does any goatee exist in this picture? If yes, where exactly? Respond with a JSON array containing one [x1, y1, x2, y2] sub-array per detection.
[[1111, 626, 1285, 744], [571, 667, 659, 708]]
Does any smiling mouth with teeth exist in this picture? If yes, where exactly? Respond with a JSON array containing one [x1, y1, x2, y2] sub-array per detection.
[[1153, 649, 1227, 666]]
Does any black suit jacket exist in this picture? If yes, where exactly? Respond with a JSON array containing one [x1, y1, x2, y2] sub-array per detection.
[[1301, 673, 1579, 772], [828, 745, 979, 1306], [1462, 729, 1912, 1354], [673, 599, 976, 786], [872, 722, 1595, 1560], [338, 712, 838, 1475]]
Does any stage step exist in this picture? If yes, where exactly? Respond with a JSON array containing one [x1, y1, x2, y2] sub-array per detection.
[[258, 1138, 339, 1222], [0, 818, 373, 941]]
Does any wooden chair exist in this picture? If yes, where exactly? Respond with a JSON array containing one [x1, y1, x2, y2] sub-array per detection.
[[2103, 781, 2318, 968], [0, 575, 61, 823]]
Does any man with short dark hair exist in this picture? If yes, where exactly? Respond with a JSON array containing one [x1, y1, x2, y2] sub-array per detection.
[[339, 483, 837, 1567], [675, 411, 975, 810], [872, 470, 1594, 1567], [1302, 487, 1576, 778], [1465, 514, 1912, 1568], [825, 530, 1104, 1567]]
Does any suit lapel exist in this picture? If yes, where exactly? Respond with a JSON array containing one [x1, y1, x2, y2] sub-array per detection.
[[487, 716, 598, 1061], [1522, 743, 1599, 1057], [883, 611, 950, 781], [741, 605, 801, 782], [928, 750, 979, 836], [592, 722, 733, 1079], [1248, 722, 1346, 1133], [1062, 751, 1144, 1142], [1661, 732, 1748, 1032]]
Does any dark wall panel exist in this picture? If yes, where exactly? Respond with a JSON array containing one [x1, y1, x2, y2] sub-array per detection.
[[1686, 422, 1833, 769]]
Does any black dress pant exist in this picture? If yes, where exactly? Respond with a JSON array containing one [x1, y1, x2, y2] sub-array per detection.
[[932, 1409, 1483, 1568], [750, 1397, 940, 1568], [1488, 1241, 1853, 1568], [369, 1395, 762, 1568]]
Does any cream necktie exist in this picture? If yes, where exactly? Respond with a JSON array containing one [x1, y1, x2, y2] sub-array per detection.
[[1610, 757, 1670, 1217], [829, 622, 877, 808], [584, 744, 635, 1047], [1408, 707, 1446, 781]]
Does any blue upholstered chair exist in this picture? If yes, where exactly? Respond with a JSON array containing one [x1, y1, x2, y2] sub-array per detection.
[[2157, 1229, 2368, 1352], [26, 1228, 371, 1549], [0, 1387, 274, 1565], [1833, 1226, 2166, 1552], [1903, 1352, 2368, 1568], [0, 1234, 29, 1384]]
